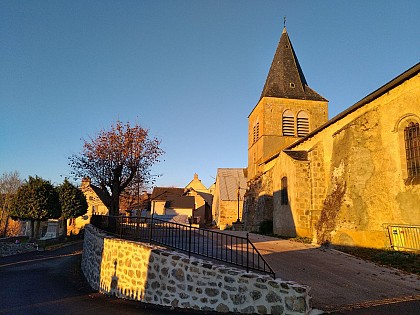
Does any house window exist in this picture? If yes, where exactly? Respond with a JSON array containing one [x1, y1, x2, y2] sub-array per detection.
[[253, 121, 260, 143], [282, 110, 295, 136], [297, 111, 309, 137], [405, 122, 420, 178], [281, 177, 288, 205]]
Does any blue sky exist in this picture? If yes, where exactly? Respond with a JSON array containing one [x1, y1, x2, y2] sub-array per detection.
[[1, 1, 419, 189]]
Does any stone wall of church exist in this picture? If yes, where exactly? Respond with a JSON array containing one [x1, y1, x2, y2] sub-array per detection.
[[246, 96, 328, 232], [272, 154, 313, 238], [273, 72, 420, 248], [243, 167, 275, 232], [307, 144, 328, 237], [82, 225, 312, 314]]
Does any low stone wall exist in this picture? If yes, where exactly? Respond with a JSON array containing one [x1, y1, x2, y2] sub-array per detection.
[[82, 225, 312, 314], [0, 242, 36, 257]]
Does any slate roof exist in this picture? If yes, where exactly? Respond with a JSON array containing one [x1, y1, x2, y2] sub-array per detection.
[[151, 187, 194, 209], [284, 150, 308, 161], [196, 191, 213, 205], [151, 187, 185, 200], [260, 28, 327, 102], [165, 195, 195, 209], [216, 168, 247, 201]]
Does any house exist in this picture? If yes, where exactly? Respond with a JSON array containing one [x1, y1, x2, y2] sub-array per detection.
[[185, 174, 213, 224], [184, 187, 213, 225], [151, 174, 214, 225], [243, 26, 420, 249], [120, 190, 151, 216], [150, 187, 195, 224], [212, 168, 247, 230], [67, 177, 108, 235], [185, 173, 208, 193]]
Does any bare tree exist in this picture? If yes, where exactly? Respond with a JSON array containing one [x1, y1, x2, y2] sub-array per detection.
[[69, 120, 163, 216], [0, 171, 22, 237]]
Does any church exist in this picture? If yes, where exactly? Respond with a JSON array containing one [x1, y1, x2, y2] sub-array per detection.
[[242, 27, 420, 249]]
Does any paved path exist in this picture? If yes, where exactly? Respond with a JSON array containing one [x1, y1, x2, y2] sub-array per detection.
[[225, 231, 420, 313]]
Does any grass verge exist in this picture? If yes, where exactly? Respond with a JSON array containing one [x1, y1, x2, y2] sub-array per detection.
[[332, 245, 420, 275]]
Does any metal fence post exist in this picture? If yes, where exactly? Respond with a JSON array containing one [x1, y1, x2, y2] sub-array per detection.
[[188, 222, 192, 258], [149, 214, 154, 245], [246, 232, 249, 273]]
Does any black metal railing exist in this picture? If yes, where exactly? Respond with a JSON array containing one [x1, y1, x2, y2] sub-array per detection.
[[90, 215, 275, 278]]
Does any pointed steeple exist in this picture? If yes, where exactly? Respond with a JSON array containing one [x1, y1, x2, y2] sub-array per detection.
[[260, 27, 327, 101]]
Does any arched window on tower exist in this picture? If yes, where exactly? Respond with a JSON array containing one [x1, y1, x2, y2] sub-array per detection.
[[404, 122, 420, 178], [281, 177, 288, 205], [282, 110, 295, 136], [297, 111, 310, 137]]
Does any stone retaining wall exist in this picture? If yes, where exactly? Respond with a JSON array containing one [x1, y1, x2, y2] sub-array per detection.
[[82, 225, 312, 314], [0, 242, 36, 257]]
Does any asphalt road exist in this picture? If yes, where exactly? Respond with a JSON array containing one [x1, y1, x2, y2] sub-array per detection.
[[0, 242, 214, 315]]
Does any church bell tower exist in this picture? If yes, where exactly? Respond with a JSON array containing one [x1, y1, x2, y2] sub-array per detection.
[[247, 27, 329, 179]]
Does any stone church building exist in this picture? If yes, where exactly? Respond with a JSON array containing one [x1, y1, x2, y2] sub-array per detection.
[[243, 27, 420, 249]]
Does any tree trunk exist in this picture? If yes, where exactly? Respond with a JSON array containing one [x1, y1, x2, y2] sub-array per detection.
[[34, 221, 41, 240], [29, 220, 35, 241], [62, 218, 68, 237], [3, 215, 9, 237], [0, 211, 5, 237], [1, 200, 10, 237], [109, 193, 120, 216]]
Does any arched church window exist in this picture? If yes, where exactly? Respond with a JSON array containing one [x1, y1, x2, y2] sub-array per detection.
[[281, 177, 288, 205], [404, 122, 420, 178], [297, 111, 309, 137], [282, 110, 295, 136], [253, 121, 260, 143]]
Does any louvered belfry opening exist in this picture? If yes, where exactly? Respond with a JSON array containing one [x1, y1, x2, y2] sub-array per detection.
[[405, 122, 420, 178], [253, 121, 260, 143], [297, 111, 309, 137], [282, 110, 295, 136]]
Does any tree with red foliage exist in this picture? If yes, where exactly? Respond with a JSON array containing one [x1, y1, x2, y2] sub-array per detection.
[[69, 120, 163, 216]]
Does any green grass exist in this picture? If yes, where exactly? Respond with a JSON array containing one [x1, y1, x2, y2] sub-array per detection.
[[289, 236, 313, 244], [333, 245, 420, 275]]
